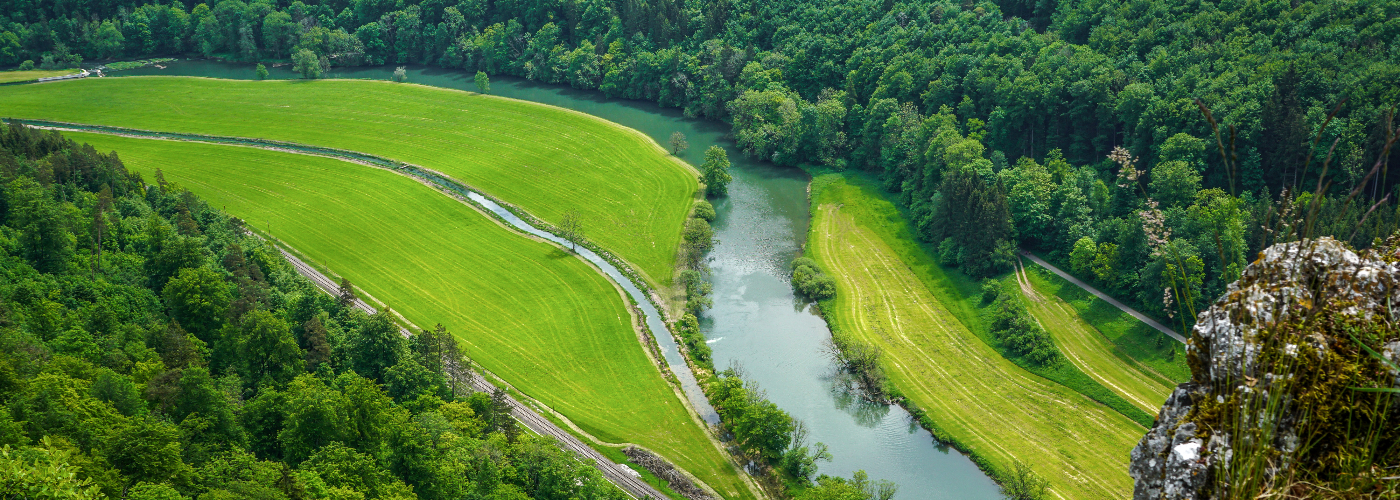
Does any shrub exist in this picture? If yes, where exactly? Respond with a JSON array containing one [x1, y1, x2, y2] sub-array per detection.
[[799, 274, 836, 300], [19, 60, 34, 70], [981, 278, 1001, 303], [937, 238, 962, 266], [790, 257, 837, 301], [1069, 237, 1096, 276], [675, 313, 711, 365], [989, 296, 1060, 366], [692, 200, 716, 222]]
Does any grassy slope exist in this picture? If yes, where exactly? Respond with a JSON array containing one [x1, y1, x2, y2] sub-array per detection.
[[1025, 264, 1191, 384], [0, 77, 695, 287], [0, 69, 79, 83], [69, 132, 751, 500], [1011, 262, 1176, 414], [807, 173, 1144, 500]]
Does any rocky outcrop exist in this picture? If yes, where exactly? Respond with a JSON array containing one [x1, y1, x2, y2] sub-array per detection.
[[1129, 237, 1400, 500]]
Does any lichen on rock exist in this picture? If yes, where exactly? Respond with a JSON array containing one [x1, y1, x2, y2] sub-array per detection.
[[1130, 236, 1400, 499]]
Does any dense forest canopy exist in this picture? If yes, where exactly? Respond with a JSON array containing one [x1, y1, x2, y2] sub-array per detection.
[[2, 0, 1397, 321], [0, 122, 632, 499]]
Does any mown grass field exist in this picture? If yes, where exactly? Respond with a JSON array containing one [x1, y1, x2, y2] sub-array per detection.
[[0, 77, 696, 287], [0, 69, 79, 83], [68, 132, 751, 500], [1011, 262, 1177, 414], [808, 173, 1144, 500], [1026, 264, 1192, 384]]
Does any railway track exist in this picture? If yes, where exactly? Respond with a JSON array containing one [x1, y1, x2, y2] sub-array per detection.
[[274, 245, 668, 500]]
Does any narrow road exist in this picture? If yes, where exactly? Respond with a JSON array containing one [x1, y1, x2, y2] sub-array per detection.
[[274, 245, 667, 500], [1019, 251, 1187, 344], [1013, 258, 1175, 414]]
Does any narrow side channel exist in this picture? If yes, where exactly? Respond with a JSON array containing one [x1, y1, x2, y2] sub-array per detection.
[[5, 117, 720, 425]]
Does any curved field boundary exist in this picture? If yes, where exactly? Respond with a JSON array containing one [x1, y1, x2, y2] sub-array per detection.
[[10, 118, 681, 355], [16, 118, 714, 417], [808, 177, 1143, 500], [1012, 259, 1175, 414], [8, 117, 674, 335], [39, 124, 760, 500], [270, 233, 672, 500], [0, 77, 694, 287], [1019, 252, 1186, 344]]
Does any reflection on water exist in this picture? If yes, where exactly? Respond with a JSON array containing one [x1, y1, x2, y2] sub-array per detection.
[[109, 60, 1003, 499], [824, 369, 892, 428]]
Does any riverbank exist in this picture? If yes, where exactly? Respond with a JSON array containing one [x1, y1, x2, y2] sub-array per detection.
[[51, 59, 1010, 498], [0, 68, 83, 84], [0, 76, 695, 290], [806, 171, 1143, 499], [58, 129, 757, 500]]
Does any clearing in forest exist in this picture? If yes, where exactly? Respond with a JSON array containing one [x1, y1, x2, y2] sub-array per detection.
[[67, 132, 753, 500], [808, 174, 1143, 500], [0, 77, 696, 287], [1010, 260, 1176, 414]]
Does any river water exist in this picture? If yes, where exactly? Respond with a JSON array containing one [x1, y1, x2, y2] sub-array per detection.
[[111, 61, 1001, 499]]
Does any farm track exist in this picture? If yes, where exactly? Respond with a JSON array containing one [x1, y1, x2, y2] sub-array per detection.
[[275, 241, 671, 500], [1019, 252, 1186, 344], [1011, 259, 1175, 414], [809, 184, 1144, 500]]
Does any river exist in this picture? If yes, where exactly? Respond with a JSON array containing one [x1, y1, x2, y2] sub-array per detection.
[[110, 60, 1002, 499]]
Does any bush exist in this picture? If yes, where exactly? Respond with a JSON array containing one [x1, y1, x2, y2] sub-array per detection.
[[19, 60, 34, 70], [678, 269, 713, 316], [683, 218, 714, 253], [790, 257, 837, 301], [989, 296, 1060, 366], [798, 274, 837, 300], [692, 200, 716, 222], [675, 313, 711, 366], [981, 278, 1001, 303]]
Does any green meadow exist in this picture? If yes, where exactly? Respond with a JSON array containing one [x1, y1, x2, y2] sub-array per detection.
[[1012, 263, 1177, 414], [0, 77, 697, 287], [808, 173, 1143, 500], [68, 132, 752, 500], [1024, 263, 1192, 385], [0, 68, 79, 83]]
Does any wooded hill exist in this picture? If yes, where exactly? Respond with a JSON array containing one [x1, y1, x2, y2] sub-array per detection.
[[0, 122, 628, 500], [4, 0, 1395, 326]]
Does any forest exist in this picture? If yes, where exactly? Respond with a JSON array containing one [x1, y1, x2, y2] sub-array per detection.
[[0, 122, 637, 499], [5, 0, 1394, 326]]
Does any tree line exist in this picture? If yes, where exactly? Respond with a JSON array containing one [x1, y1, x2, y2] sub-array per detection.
[[0, 122, 626, 499], [4, 0, 1397, 325]]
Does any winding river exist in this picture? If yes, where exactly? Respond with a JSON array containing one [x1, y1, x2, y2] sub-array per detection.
[[111, 61, 1001, 499]]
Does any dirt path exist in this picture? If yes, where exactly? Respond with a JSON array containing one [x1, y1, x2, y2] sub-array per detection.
[[812, 203, 1142, 500], [1012, 259, 1175, 414], [1019, 251, 1187, 344], [275, 241, 670, 500]]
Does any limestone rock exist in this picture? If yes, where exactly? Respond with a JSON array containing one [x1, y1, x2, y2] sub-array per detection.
[[1128, 237, 1400, 499]]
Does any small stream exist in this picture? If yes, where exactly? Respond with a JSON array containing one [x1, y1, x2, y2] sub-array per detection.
[[109, 61, 1002, 499]]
